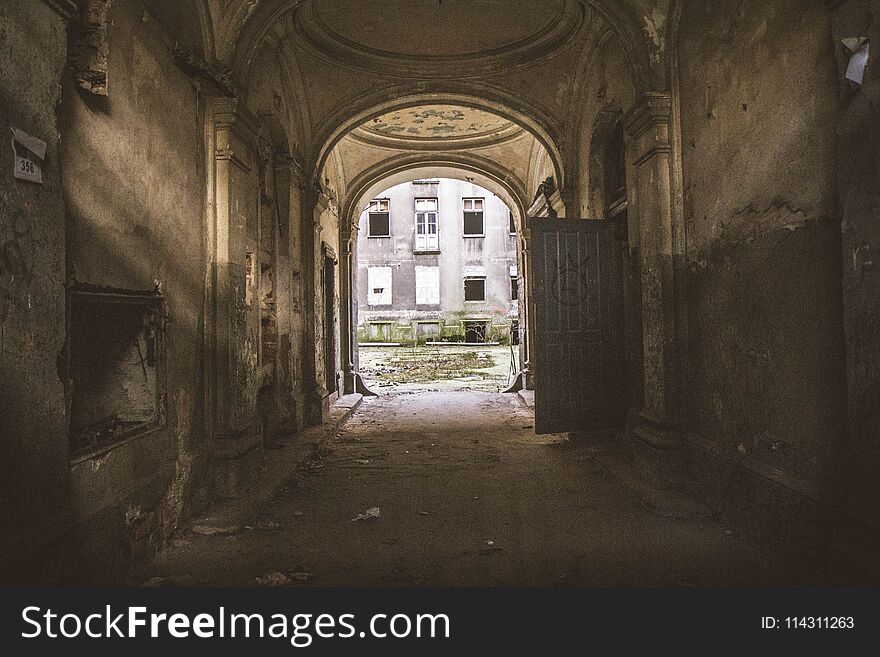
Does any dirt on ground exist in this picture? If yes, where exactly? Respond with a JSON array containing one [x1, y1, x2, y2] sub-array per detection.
[[143, 391, 804, 587], [359, 345, 516, 393]]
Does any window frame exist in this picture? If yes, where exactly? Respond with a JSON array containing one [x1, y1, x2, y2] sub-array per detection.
[[414, 197, 440, 252], [366, 198, 391, 238], [462, 197, 485, 237], [463, 276, 487, 302]]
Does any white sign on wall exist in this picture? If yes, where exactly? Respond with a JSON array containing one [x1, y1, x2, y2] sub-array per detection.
[[11, 127, 46, 184]]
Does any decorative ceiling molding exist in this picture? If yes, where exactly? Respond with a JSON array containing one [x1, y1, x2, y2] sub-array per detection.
[[348, 105, 526, 150], [289, 0, 588, 79]]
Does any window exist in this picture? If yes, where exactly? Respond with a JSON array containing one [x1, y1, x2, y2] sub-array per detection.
[[511, 276, 519, 301], [511, 320, 520, 346], [415, 198, 439, 251], [509, 210, 517, 235], [464, 321, 489, 344], [367, 266, 392, 306], [367, 199, 390, 237], [415, 266, 440, 305], [68, 289, 166, 460], [464, 277, 486, 302], [463, 198, 484, 236]]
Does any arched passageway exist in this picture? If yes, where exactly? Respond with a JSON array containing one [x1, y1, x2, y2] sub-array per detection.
[[1, 0, 877, 589]]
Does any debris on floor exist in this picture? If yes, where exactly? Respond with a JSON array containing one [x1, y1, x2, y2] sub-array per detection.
[[254, 572, 291, 587], [142, 575, 195, 587], [352, 507, 381, 522], [244, 519, 282, 531]]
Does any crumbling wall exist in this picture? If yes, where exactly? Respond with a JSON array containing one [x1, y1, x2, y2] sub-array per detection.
[[577, 36, 636, 219], [0, 1, 71, 530], [58, 0, 209, 567], [677, 1, 847, 494], [831, 0, 880, 518], [244, 42, 307, 433]]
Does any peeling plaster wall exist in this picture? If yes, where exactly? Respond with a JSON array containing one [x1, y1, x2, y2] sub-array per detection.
[[245, 42, 308, 429], [678, 1, 846, 494], [57, 0, 209, 570], [832, 0, 880, 516], [577, 36, 636, 219], [0, 1, 70, 529]]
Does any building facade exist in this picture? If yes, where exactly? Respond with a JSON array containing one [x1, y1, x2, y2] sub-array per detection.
[[356, 179, 519, 345]]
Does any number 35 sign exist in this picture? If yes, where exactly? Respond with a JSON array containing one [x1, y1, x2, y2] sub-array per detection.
[[11, 127, 46, 184]]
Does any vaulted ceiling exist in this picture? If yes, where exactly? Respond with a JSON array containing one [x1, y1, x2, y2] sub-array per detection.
[[197, 0, 674, 218]]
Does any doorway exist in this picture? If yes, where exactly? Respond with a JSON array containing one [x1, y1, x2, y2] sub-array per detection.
[[354, 177, 521, 393]]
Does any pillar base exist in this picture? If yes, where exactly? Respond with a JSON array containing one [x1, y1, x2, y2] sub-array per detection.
[[306, 384, 329, 426], [630, 412, 684, 489], [353, 372, 377, 397], [212, 423, 262, 499]]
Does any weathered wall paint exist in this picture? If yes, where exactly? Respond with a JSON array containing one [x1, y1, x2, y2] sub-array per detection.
[[678, 0, 847, 490], [832, 0, 880, 518], [57, 0, 209, 567], [0, 1, 70, 529]]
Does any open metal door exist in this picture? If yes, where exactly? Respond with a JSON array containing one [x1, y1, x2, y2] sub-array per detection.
[[531, 218, 612, 434]]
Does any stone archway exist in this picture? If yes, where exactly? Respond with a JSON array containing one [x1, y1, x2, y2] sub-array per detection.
[[335, 157, 535, 397]]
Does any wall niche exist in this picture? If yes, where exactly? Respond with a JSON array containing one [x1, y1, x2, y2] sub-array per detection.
[[68, 287, 167, 460]]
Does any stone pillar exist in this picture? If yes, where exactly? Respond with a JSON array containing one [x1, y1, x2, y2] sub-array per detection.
[[302, 183, 328, 425], [559, 184, 579, 220], [520, 229, 536, 390], [206, 97, 264, 495], [339, 226, 356, 394], [624, 92, 685, 487]]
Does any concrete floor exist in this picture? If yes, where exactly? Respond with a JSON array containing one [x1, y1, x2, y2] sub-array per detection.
[[144, 391, 804, 586]]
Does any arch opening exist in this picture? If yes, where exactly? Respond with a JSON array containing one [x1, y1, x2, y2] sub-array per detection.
[[351, 176, 526, 395]]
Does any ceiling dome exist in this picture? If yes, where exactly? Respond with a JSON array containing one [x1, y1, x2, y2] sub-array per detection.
[[352, 105, 522, 147], [291, 0, 586, 77]]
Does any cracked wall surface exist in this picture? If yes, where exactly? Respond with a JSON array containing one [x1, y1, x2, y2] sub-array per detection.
[[678, 0, 847, 492]]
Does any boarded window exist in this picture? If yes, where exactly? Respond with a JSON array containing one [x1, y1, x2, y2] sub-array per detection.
[[367, 199, 390, 237], [367, 266, 392, 305], [463, 198, 484, 236], [415, 266, 440, 305], [368, 322, 393, 341], [464, 277, 486, 302], [415, 198, 439, 251], [415, 322, 441, 340]]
